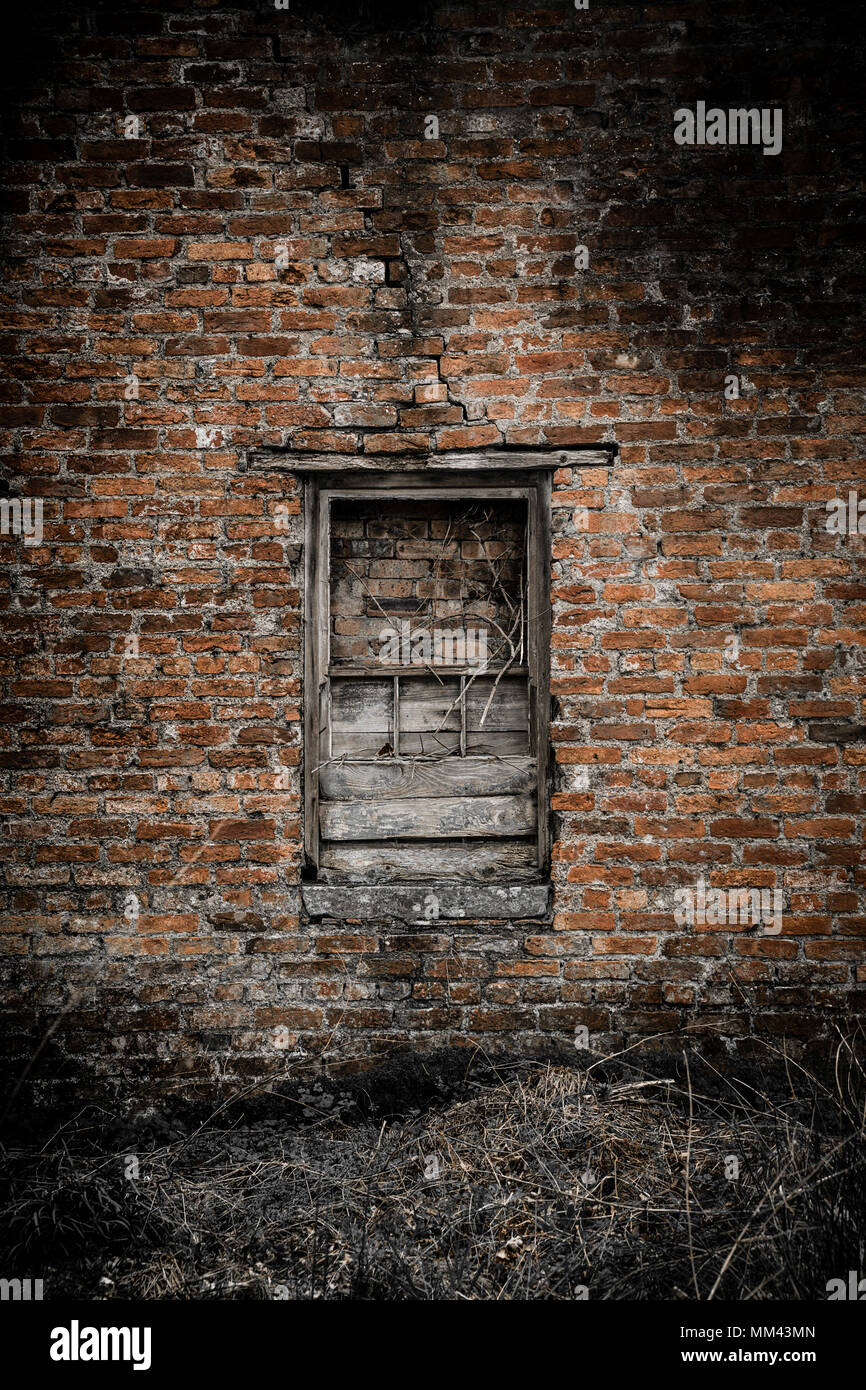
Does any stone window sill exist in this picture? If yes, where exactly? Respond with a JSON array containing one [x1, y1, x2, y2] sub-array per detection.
[[301, 882, 551, 922]]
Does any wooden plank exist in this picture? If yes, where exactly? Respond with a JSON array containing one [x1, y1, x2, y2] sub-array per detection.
[[249, 449, 613, 473], [317, 840, 539, 883], [330, 678, 393, 734], [334, 471, 547, 492], [327, 664, 529, 678], [392, 674, 528, 734], [463, 729, 529, 755], [397, 677, 462, 733], [465, 675, 529, 733], [326, 733, 408, 757], [316, 487, 332, 824], [321, 487, 530, 503], [303, 478, 321, 867], [330, 675, 394, 758], [320, 755, 537, 800], [428, 450, 612, 470], [528, 475, 552, 872], [320, 794, 537, 840], [327, 729, 530, 757], [318, 494, 330, 678]]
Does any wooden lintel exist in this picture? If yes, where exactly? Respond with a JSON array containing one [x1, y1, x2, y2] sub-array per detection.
[[246, 446, 615, 474]]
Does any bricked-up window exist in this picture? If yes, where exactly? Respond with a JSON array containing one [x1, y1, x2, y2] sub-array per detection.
[[303, 470, 551, 884]]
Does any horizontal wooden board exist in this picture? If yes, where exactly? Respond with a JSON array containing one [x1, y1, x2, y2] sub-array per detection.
[[249, 448, 611, 473], [465, 675, 529, 733], [320, 794, 537, 841], [329, 677, 391, 756], [462, 730, 529, 754], [320, 755, 536, 800], [326, 666, 530, 764], [318, 839, 539, 883], [397, 677, 462, 733], [330, 677, 392, 731], [326, 734, 404, 758], [395, 674, 528, 733], [328, 729, 530, 757], [328, 664, 529, 678]]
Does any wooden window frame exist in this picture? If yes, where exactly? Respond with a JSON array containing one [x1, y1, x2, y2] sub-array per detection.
[[303, 468, 552, 881]]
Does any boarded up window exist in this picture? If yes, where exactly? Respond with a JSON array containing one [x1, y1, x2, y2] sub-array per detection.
[[304, 473, 550, 884]]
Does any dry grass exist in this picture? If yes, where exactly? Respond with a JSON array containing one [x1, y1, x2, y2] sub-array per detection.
[[2, 1040, 865, 1300]]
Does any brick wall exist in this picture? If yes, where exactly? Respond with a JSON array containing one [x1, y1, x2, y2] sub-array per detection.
[[1, 0, 864, 1105]]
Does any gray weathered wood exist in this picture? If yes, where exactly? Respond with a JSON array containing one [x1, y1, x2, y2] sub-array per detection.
[[322, 486, 530, 504], [318, 840, 538, 883], [326, 734, 407, 758], [528, 473, 552, 871], [249, 448, 612, 473], [397, 677, 462, 733], [461, 730, 529, 755], [328, 674, 528, 735], [327, 663, 529, 678], [330, 678, 393, 735], [465, 676, 529, 732], [320, 755, 536, 800], [320, 794, 537, 840], [327, 729, 530, 757], [303, 477, 321, 866]]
